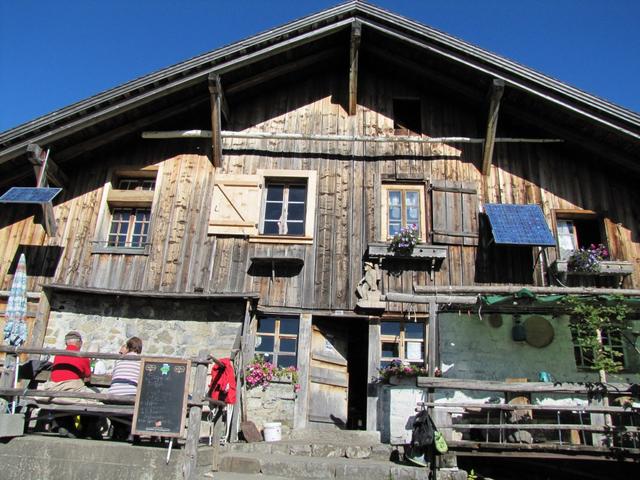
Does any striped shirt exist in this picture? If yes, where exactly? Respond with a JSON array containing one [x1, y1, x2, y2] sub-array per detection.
[[108, 354, 141, 396]]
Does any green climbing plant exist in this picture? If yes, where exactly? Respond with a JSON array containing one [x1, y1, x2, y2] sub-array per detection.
[[564, 295, 631, 374]]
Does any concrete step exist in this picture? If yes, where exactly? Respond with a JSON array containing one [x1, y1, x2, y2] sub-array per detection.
[[200, 473, 291, 480], [222, 439, 395, 461], [218, 452, 431, 480]]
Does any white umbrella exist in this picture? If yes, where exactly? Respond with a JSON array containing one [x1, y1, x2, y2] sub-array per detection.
[[3, 253, 28, 347], [3, 253, 28, 414]]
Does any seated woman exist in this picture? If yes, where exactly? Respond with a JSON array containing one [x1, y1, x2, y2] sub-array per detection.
[[108, 336, 143, 440]]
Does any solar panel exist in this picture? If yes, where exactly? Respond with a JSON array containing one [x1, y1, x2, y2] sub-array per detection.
[[484, 204, 556, 246], [0, 187, 62, 204]]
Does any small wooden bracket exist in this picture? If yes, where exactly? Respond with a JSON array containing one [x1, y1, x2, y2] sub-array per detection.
[[26, 144, 60, 237]]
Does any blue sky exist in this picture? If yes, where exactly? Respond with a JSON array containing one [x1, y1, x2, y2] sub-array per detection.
[[1, 1, 638, 132]]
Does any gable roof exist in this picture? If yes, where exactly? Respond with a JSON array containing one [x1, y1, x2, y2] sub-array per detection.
[[1, 0, 639, 178]]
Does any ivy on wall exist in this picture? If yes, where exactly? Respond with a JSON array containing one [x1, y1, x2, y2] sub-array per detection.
[[564, 295, 631, 374]]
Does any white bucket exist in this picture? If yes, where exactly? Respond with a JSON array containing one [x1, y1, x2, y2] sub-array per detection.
[[263, 422, 282, 442]]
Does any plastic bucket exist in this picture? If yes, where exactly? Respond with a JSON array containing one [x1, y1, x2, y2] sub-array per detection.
[[263, 422, 282, 442]]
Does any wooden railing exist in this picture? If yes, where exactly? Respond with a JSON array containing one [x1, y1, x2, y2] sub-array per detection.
[[0, 346, 226, 480], [418, 377, 640, 461]]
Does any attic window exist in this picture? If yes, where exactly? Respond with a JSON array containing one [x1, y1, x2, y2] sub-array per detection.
[[393, 99, 421, 136]]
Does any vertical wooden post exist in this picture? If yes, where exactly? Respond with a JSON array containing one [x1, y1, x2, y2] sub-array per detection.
[[29, 290, 51, 358], [481, 79, 505, 177], [294, 313, 312, 429], [348, 21, 362, 116], [427, 300, 439, 476], [26, 144, 59, 237], [183, 349, 208, 480], [208, 73, 224, 168], [230, 300, 253, 441], [366, 318, 381, 431]]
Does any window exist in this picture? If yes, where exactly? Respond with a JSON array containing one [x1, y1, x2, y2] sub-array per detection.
[[393, 98, 421, 136], [93, 167, 158, 254], [255, 316, 299, 368], [208, 169, 317, 243], [555, 211, 605, 260], [570, 323, 625, 369], [381, 184, 426, 240], [108, 208, 151, 248], [261, 181, 307, 236], [117, 178, 156, 191], [380, 320, 426, 367]]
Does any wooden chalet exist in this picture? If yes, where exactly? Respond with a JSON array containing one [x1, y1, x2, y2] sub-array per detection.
[[1, 0, 639, 463]]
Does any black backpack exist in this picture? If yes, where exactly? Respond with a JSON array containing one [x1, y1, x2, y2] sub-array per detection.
[[411, 410, 435, 449]]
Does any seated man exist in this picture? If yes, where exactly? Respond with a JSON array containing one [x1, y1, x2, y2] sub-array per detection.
[[49, 331, 101, 438]]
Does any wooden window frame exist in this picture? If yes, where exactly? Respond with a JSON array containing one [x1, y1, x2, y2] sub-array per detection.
[[93, 166, 160, 255], [107, 207, 152, 248], [570, 323, 626, 370], [255, 316, 299, 368], [250, 169, 317, 244], [260, 180, 307, 236], [380, 319, 427, 366], [552, 209, 606, 261], [381, 183, 427, 242]]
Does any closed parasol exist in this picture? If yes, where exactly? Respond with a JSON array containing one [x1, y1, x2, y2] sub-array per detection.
[[3, 253, 28, 347]]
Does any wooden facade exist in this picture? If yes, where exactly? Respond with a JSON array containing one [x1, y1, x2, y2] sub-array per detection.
[[1, 2, 639, 437]]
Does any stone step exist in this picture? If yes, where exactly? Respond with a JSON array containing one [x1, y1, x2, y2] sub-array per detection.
[[219, 452, 431, 480], [222, 440, 395, 461]]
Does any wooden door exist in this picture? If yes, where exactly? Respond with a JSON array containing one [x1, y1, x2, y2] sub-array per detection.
[[308, 320, 349, 428]]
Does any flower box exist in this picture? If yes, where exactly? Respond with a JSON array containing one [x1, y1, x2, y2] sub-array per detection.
[[552, 260, 634, 276], [367, 242, 447, 265]]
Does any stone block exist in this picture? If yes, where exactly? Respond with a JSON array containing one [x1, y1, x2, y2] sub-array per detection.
[[219, 455, 261, 474], [311, 443, 346, 457], [289, 443, 312, 456], [336, 463, 391, 480], [0, 414, 24, 438], [261, 457, 334, 478], [345, 445, 371, 459], [369, 443, 392, 461], [438, 468, 467, 480], [390, 465, 430, 480]]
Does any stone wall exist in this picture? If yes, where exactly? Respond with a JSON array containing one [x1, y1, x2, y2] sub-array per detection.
[[43, 292, 245, 372], [245, 378, 297, 437]]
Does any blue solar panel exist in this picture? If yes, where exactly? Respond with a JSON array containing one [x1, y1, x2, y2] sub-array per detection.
[[0, 187, 62, 204], [484, 204, 556, 246]]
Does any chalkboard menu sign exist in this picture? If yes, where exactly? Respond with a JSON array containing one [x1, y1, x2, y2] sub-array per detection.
[[132, 358, 191, 438]]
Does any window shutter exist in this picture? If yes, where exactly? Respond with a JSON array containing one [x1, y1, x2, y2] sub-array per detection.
[[208, 174, 261, 236], [430, 180, 479, 245]]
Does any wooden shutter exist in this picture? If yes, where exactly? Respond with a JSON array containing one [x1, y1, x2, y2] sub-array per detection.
[[208, 174, 261, 236], [430, 180, 479, 245]]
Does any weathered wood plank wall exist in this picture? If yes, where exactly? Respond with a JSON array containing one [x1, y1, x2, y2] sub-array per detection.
[[0, 69, 638, 315]]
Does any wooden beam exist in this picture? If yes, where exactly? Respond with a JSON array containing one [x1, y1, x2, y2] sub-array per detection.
[[26, 144, 69, 188], [25, 144, 58, 236], [143, 129, 561, 144], [417, 377, 635, 394], [384, 292, 478, 305], [481, 79, 505, 176], [208, 73, 223, 168], [348, 21, 362, 116], [413, 284, 640, 297]]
